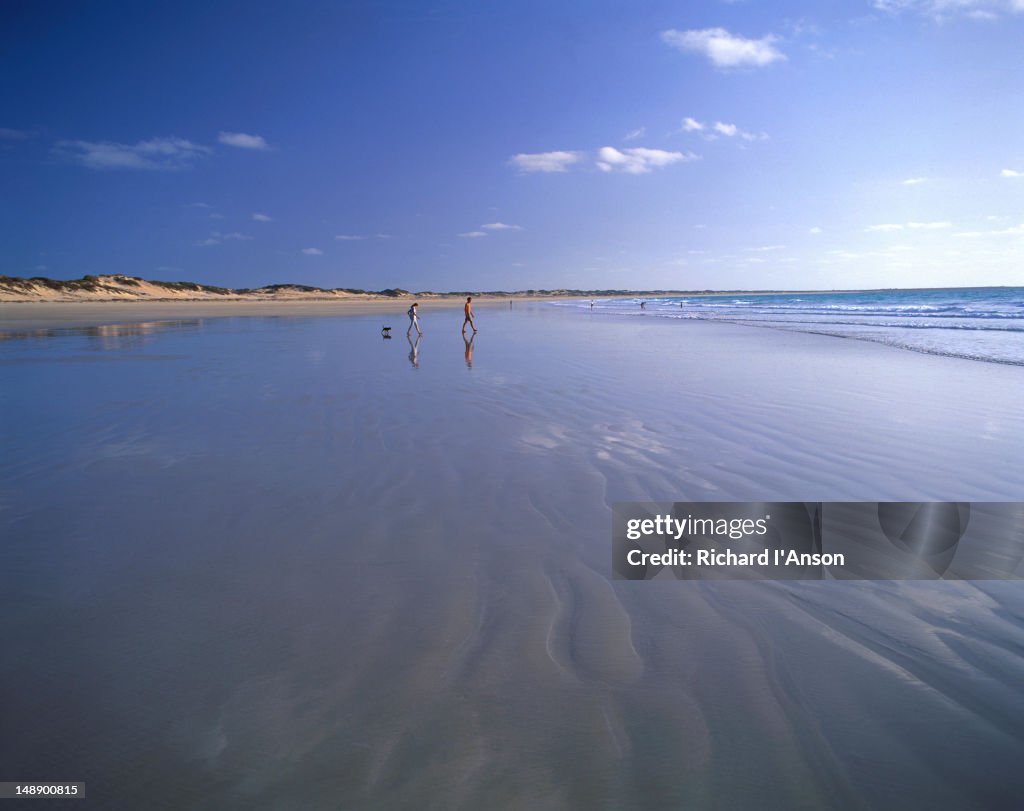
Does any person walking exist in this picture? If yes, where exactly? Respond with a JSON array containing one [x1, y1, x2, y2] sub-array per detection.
[[462, 296, 477, 335], [407, 302, 423, 336]]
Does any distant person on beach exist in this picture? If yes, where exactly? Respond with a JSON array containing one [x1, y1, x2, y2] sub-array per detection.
[[462, 296, 477, 335], [640, 301, 646, 310], [407, 302, 422, 336], [590, 300, 595, 309]]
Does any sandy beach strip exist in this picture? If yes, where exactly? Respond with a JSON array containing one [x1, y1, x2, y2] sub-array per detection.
[[0, 296, 527, 332]]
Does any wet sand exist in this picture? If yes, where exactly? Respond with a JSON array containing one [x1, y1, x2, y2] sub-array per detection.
[[0, 297, 510, 332], [1, 305, 1023, 809]]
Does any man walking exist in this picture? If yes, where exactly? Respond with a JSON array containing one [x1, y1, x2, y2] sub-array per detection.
[[462, 296, 477, 335]]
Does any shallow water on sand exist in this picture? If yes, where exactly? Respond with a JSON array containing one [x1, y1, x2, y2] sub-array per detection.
[[2, 306, 1024, 809]]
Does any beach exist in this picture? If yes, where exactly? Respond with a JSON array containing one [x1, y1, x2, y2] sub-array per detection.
[[2, 302, 1023, 809]]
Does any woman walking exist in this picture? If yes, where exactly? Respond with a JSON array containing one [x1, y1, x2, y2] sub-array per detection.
[[407, 302, 423, 336]]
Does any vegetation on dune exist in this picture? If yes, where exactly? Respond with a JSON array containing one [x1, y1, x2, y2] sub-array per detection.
[[0, 273, 746, 299]]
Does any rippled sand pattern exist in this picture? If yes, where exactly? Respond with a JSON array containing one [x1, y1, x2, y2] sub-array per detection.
[[2, 307, 1023, 809]]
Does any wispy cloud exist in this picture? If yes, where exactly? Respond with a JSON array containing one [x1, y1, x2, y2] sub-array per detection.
[[624, 126, 646, 141], [0, 127, 31, 140], [866, 221, 952, 232], [510, 150, 583, 173], [194, 231, 252, 246], [481, 222, 523, 231], [873, 1, 1024, 21], [218, 131, 271, 150], [596, 146, 696, 174], [510, 147, 696, 175], [1001, 168, 1023, 178], [301, 247, 323, 255], [809, 226, 823, 234], [955, 223, 1024, 237], [186, 202, 212, 208], [661, 28, 785, 68], [712, 121, 766, 141], [252, 213, 272, 222], [679, 118, 765, 141], [459, 231, 488, 238], [335, 234, 367, 241], [902, 177, 928, 185], [56, 137, 211, 170]]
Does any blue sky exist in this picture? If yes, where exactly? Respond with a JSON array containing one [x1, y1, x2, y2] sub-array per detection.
[[2, 0, 1023, 291]]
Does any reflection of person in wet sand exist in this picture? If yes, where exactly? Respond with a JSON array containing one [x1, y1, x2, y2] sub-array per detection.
[[463, 333, 474, 368], [407, 302, 423, 336], [407, 333, 420, 368], [462, 296, 477, 335]]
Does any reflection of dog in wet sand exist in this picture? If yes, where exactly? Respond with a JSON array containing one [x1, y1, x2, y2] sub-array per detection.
[[381, 326, 392, 338]]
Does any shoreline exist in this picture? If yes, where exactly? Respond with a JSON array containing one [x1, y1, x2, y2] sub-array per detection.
[[0, 286, 971, 332], [0, 296, 519, 332], [0, 292, 835, 332]]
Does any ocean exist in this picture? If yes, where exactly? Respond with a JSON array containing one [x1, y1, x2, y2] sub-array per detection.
[[561, 287, 1024, 366]]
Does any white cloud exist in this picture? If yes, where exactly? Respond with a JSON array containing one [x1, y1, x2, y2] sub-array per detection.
[[902, 177, 928, 185], [218, 131, 271, 150], [866, 221, 951, 232], [955, 223, 1024, 237], [459, 231, 487, 238], [335, 234, 367, 241], [661, 28, 785, 68], [481, 222, 523, 231], [375, 233, 392, 239], [510, 150, 582, 173], [873, 1, 1024, 21], [596, 146, 696, 174], [681, 118, 765, 141], [193, 231, 251, 246], [56, 137, 211, 170], [1001, 168, 1023, 177], [301, 247, 323, 255], [624, 127, 646, 141], [252, 213, 272, 221], [748, 244, 786, 252], [0, 127, 30, 140], [809, 226, 823, 234]]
